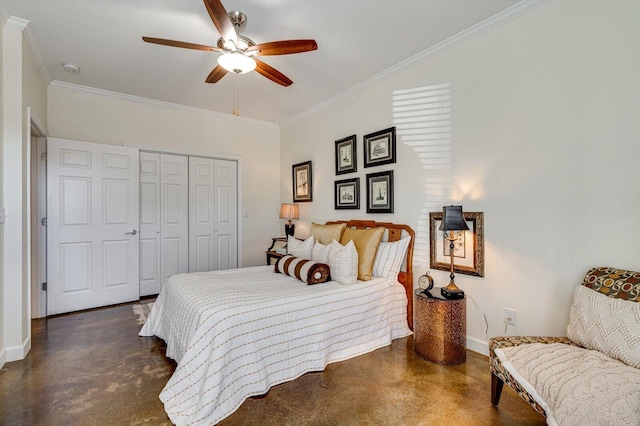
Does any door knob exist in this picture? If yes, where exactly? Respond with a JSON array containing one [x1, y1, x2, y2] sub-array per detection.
[[126, 229, 138, 235]]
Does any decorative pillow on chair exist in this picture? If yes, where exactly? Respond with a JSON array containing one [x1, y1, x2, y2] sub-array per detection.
[[327, 240, 358, 285], [287, 235, 314, 259], [372, 236, 410, 283], [340, 227, 384, 281], [567, 284, 640, 368], [310, 222, 347, 245], [275, 255, 331, 285]]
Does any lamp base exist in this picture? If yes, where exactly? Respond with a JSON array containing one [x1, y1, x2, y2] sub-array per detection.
[[284, 222, 295, 237], [441, 286, 465, 300]]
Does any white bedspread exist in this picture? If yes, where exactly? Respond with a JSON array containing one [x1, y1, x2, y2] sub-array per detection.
[[139, 265, 411, 425]]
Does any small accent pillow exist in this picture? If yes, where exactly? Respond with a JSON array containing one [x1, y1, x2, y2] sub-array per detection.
[[567, 284, 640, 369], [310, 222, 347, 245], [311, 241, 331, 264], [287, 235, 314, 259], [372, 236, 410, 283], [327, 240, 358, 285], [340, 227, 384, 281], [275, 255, 331, 285]]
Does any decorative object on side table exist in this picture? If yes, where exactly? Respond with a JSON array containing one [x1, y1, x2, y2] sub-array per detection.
[[335, 135, 357, 175], [334, 178, 360, 210], [418, 272, 434, 294], [429, 210, 484, 278], [413, 288, 466, 365], [366, 170, 393, 213], [279, 203, 299, 237], [438, 205, 469, 299], [364, 127, 396, 168], [292, 161, 312, 202]]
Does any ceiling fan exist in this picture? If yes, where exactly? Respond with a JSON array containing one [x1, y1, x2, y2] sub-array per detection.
[[142, 0, 317, 87]]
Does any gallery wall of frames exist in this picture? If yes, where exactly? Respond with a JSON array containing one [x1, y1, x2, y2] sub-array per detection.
[[333, 126, 396, 213]]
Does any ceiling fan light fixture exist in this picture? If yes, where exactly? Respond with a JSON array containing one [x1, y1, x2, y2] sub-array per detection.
[[218, 52, 256, 74]]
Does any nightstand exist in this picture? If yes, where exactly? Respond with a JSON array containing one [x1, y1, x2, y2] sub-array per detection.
[[266, 237, 287, 265], [413, 288, 466, 365]]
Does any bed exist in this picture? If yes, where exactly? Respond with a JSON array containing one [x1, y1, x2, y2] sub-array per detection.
[[140, 220, 415, 425]]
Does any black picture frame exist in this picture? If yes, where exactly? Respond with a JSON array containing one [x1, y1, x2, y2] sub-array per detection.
[[364, 126, 396, 168], [292, 161, 313, 202], [429, 211, 484, 277], [334, 178, 360, 210], [335, 135, 357, 175], [366, 170, 393, 213]]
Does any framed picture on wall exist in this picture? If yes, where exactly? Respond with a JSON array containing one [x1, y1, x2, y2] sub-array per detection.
[[292, 161, 313, 202], [334, 178, 360, 209], [364, 127, 396, 168], [366, 170, 393, 213], [429, 211, 484, 277], [335, 135, 357, 175]]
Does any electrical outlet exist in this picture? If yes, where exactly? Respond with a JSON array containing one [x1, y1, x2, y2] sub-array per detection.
[[504, 307, 516, 326]]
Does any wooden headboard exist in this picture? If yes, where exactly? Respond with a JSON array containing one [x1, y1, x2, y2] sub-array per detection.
[[326, 220, 415, 330]]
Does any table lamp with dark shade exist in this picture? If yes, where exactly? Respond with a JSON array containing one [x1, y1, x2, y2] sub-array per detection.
[[439, 205, 469, 299], [279, 203, 299, 237]]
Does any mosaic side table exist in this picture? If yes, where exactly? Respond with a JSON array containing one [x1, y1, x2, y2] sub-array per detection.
[[413, 288, 466, 365]]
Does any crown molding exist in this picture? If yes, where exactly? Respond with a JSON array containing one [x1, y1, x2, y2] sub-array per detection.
[[3, 15, 28, 31], [50, 81, 279, 128], [22, 19, 51, 83], [282, 0, 547, 128]]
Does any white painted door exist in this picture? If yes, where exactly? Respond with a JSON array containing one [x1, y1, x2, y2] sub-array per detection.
[[160, 154, 189, 284], [47, 138, 139, 315], [139, 152, 161, 296], [213, 159, 238, 270], [189, 157, 215, 272]]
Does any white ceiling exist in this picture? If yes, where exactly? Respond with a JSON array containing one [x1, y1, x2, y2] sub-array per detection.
[[2, 0, 522, 124]]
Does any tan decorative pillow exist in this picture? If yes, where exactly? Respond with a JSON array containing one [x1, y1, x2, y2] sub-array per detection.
[[310, 222, 346, 245], [340, 227, 384, 281]]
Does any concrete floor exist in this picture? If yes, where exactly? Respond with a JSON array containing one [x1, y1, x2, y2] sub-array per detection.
[[0, 302, 545, 425]]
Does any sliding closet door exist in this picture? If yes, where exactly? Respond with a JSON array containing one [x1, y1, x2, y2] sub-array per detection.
[[189, 158, 238, 272], [160, 154, 189, 284], [189, 157, 215, 272], [139, 152, 161, 296], [213, 159, 238, 270]]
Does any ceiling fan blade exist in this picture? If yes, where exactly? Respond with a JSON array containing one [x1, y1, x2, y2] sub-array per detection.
[[205, 65, 228, 83], [254, 59, 293, 87], [203, 0, 237, 46], [142, 36, 222, 52], [248, 40, 318, 56]]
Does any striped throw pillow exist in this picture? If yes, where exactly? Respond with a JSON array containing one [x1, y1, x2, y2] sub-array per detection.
[[275, 255, 331, 285]]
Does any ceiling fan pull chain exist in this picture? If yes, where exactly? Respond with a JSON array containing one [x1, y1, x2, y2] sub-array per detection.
[[232, 74, 240, 116]]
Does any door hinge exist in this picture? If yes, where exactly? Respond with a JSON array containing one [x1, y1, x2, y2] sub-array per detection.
[[41, 152, 47, 162], [42, 282, 47, 291], [41, 217, 47, 226]]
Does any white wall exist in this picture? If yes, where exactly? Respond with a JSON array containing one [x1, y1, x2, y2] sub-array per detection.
[[47, 83, 282, 267], [280, 1, 640, 354]]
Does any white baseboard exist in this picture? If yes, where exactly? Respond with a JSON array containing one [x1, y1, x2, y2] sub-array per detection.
[[0, 348, 6, 369], [467, 335, 489, 357], [6, 335, 31, 362]]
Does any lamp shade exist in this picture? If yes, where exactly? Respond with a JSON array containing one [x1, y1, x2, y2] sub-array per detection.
[[279, 203, 299, 220], [439, 205, 469, 232], [217, 52, 256, 74]]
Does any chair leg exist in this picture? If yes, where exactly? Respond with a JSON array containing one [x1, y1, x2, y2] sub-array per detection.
[[491, 373, 504, 406]]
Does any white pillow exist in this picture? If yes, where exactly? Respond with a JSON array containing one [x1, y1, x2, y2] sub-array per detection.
[[311, 241, 331, 264], [567, 284, 640, 369], [287, 235, 314, 259], [372, 236, 410, 283], [327, 239, 358, 285]]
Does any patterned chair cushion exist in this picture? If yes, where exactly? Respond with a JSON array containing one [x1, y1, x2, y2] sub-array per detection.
[[582, 266, 640, 302]]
